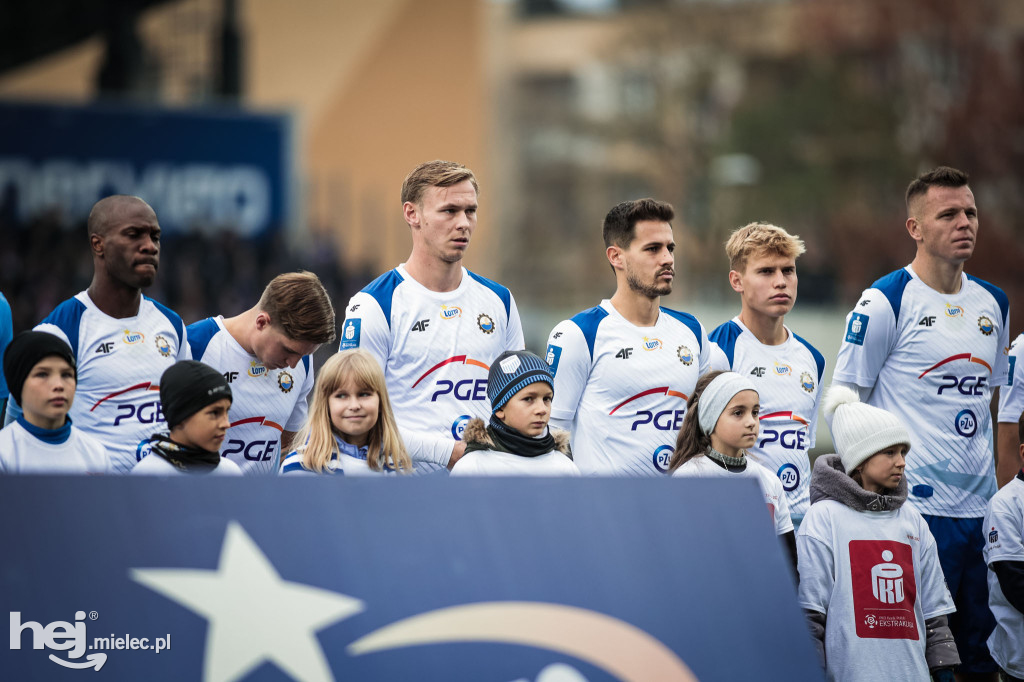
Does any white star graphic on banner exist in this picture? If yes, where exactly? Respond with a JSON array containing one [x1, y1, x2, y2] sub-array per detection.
[[132, 521, 363, 682]]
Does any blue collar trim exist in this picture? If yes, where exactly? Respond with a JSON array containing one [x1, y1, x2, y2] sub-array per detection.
[[18, 415, 72, 445]]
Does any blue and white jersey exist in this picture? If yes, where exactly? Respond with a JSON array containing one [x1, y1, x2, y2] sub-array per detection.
[[4, 291, 189, 473], [710, 317, 826, 522], [280, 436, 389, 476], [997, 332, 1024, 425], [546, 300, 712, 476], [0, 418, 110, 475], [834, 266, 1010, 518], [339, 264, 525, 472], [184, 316, 314, 476]]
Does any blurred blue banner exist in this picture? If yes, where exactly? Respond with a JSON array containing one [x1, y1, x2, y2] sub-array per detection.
[[2, 477, 822, 682], [0, 100, 290, 236]]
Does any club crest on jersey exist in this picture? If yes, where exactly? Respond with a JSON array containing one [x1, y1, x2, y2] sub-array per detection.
[[773, 362, 792, 376], [122, 329, 144, 345], [477, 313, 495, 334], [800, 371, 815, 393], [676, 345, 693, 365], [945, 304, 964, 318], [248, 361, 267, 378], [642, 337, 662, 351], [154, 334, 171, 357], [440, 305, 462, 320], [977, 315, 994, 336], [278, 371, 294, 393]]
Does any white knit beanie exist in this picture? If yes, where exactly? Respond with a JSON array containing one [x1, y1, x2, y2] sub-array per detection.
[[823, 385, 911, 474]]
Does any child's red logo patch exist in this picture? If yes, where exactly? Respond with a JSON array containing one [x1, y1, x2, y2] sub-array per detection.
[[849, 540, 918, 640]]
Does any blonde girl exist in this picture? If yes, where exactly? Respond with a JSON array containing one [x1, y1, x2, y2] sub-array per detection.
[[280, 349, 410, 475]]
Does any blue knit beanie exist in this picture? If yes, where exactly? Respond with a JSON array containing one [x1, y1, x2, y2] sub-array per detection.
[[487, 350, 554, 412]]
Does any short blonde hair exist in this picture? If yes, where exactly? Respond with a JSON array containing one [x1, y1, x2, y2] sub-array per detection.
[[401, 160, 478, 205], [725, 222, 806, 273], [293, 349, 411, 474]]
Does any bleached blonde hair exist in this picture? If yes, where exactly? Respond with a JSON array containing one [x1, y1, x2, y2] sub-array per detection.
[[725, 222, 806, 273], [293, 349, 410, 473]]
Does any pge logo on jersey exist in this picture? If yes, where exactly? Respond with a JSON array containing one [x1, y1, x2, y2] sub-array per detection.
[[611, 387, 689, 432], [413, 355, 490, 403], [917, 353, 992, 398]]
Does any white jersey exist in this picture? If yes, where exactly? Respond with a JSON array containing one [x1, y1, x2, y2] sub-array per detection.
[[450, 449, 581, 476], [671, 455, 793, 535], [5, 291, 189, 473], [710, 318, 825, 522], [983, 471, 1024, 677], [280, 437, 390, 477], [0, 419, 110, 474], [132, 453, 242, 476], [185, 316, 314, 475], [997, 332, 1024, 424], [797, 499, 956, 682], [546, 300, 711, 476], [339, 264, 524, 472], [834, 266, 1010, 517]]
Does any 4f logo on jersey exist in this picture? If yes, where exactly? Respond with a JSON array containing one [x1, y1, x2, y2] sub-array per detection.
[[676, 345, 693, 366], [945, 304, 964, 318], [411, 319, 430, 333], [477, 313, 495, 334], [552, 331, 563, 339], [123, 329, 144, 345], [918, 316, 936, 327], [750, 367, 766, 378], [154, 334, 171, 357], [95, 342, 115, 354], [223, 371, 239, 383], [977, 315, 994, 336], [278, 371, 294, 394], [439, 305, 462, 320], [248, 361, 267, 378], [642, 337, 662, 351], [859, 299, 871, 307], [615, 348, 633, 360], [348, 304, 360, 313]]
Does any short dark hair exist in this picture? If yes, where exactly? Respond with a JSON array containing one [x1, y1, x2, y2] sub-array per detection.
[[257, 271, 336, 344], [905, 166, 969, 212], [602, 198, 675, 248]]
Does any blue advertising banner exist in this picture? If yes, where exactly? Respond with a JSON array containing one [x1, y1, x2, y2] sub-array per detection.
[[0, 100, 290, 236], [2, 477, 822, 681]]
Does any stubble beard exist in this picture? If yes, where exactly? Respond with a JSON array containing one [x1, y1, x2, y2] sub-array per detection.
[[626, 270, 672, 299]]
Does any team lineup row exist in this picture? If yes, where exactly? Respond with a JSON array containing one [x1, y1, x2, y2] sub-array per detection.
[[0, 161, 1022, 681]]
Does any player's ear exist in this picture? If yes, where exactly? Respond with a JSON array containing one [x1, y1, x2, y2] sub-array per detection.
[[606, 245, 623, 270], [728, 269, 743, 293], [254, 311, 272, 331], [403, 201, 421, 229], [905, 216, 922, 242], [90, 232, 104, 258]]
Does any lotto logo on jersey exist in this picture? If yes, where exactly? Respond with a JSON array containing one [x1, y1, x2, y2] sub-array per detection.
[[440, 305, 462, 320], [340, 320, 360, 350], [773, 362, 792, 376], [123, 329, 144, 345], [248, 361, 267, 378], [642, 337, 662, 351], [545, 345, 562, 375], [611, 387, 689, 432], [849, 540, 918, 640], [845, 313, 868, 346], [945, 304, 964, 318]]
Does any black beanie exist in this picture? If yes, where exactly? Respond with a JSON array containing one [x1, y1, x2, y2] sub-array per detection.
[[3, 331, 77, 407], [160, 360, 232, 429]]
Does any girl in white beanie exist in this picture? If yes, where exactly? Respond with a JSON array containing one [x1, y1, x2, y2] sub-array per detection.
[[797, 385, 959, 681], [669, 370, 796, 566]]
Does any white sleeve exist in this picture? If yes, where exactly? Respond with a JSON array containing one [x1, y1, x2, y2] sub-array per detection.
[[400, 427, 456, 468], [176, 324, 191, 360], [449, 453, 482, 477], [773, 478, 795, 535], [505, 294, 526, 352], [796, 510, 834, 614], [285, 358, 315, 432], [546, 320, 591, 425], [990, 315, 1012, 393], [919, 519, 957, 618], [696, 322, 713, 377], [832, 289, 897, 391], [998, 335, 1024, 423], [708, 340, 731, 372], [985, 495, 1024, 565], [807, 360, 826, 448], [338, 292, 390, 371]]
